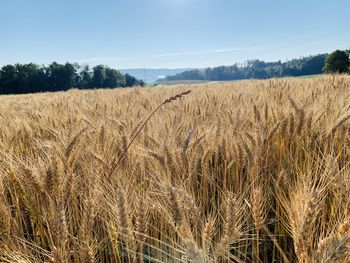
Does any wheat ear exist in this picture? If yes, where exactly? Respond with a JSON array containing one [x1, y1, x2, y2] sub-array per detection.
[[108, 90, 191, 178]]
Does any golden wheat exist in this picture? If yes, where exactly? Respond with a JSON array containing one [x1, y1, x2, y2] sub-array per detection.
[[0, 75, 349, 262]]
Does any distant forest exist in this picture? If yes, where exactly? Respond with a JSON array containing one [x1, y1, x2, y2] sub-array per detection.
[[1, 49, 349, 95], [163, 50, 349, 82], [0, 63, 145, 94]]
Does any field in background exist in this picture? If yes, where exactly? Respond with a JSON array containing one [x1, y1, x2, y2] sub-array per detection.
[[0, 76, 350, 262], [296, 74, 323, 79]]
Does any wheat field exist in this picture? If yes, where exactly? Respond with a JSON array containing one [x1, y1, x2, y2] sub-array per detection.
[[0, 76, 350, 262]]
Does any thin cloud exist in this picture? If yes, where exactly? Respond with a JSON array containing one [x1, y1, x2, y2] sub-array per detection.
[[212, 48, 238, 53], [155, 50, 205, 57], [77, 46, 265, 63], [78, 57, 129, 63], [155, 46, 265, 57], [157, 0, 199, 6], [212, 46, 265, 53]]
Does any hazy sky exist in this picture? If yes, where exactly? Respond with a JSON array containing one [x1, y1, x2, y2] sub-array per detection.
[[1, 0, 349, 69]]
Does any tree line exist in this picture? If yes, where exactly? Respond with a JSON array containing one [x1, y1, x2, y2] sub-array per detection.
[[0, 62, 145, 94], [163, 49, 350, 82]]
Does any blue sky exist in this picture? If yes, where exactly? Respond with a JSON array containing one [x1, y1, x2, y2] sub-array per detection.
[[1, 0, 349, 69]]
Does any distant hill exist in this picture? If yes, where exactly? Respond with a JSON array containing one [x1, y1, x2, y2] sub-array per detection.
[[120, 68, 192, 84]]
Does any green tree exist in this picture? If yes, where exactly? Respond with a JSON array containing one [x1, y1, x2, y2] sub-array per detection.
[[63, 63, 78, 88], [46, 62, 79, 91], [0, 62, 143, 94], [79, 65, 92, 88], [15, 63, 43, 93], [104, 68, 125, 87], [0, 65, 17, 93], [125, 73, 134, 87], [324, 50, 350, 73], [92, 65, 106, 88], [124, 73, 146, 87]]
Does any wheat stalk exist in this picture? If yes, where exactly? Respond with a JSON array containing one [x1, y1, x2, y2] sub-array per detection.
[[108, 90, 191, 178]]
